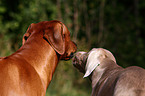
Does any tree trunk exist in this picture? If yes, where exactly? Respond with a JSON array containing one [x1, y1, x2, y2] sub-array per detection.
[[134, 0, 140, 35], [134, 0, 140, 57], [57, 0, 63, 22], [98, 0, 105, 46], [73, 0, 79, 42], [64, 0, 69, 23], [83, 0, 91, 49]]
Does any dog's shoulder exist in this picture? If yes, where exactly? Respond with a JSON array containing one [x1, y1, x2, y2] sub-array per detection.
[[113, 66, 145, 96], [119, 66, 145, 80]]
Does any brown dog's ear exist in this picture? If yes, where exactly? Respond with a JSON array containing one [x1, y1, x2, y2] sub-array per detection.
[[22, 32, 30, 45], [22, 24, 34, 45], [43, 23, 65, 55]]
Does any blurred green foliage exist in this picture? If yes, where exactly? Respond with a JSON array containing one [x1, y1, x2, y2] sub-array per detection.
[[0, 0, 145, 96]]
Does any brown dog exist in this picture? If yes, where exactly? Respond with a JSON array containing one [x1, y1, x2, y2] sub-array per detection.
[[73, 48, 145, 96], [0, 20, 77, 96]]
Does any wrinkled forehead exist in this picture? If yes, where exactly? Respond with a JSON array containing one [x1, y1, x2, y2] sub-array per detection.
[[74, 51, 88, 62], [88, 48, 110, 57], [87, 48, 116, 63], [76, 50, 100, 61], [28, 20, 62, 29], [26, 21, 63, 34], [81, 52, 89, 63], [78, 51, 87, 55], [76, 51, 87, 58], [87, 49, 101, 61]]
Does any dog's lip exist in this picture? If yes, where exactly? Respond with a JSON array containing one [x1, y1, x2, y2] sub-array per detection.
[[72, 57, 78, 66], [72, 60, 76, 65], [63, 54, 74, 61], [72, 58, 85, 73], [72, 60, 78, 68], [63, 57, 72, 61]]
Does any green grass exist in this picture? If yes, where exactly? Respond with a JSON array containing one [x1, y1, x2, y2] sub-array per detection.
[[45, 60, 91, 96]]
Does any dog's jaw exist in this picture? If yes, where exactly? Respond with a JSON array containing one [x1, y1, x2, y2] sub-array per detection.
[[72, 52, 87, 73]]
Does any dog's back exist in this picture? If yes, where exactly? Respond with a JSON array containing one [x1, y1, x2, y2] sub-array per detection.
[[72, 48, 145, 96], [0, 56, 44, 96], [94, 66, 145, 96], [114, 66, 145, 96]]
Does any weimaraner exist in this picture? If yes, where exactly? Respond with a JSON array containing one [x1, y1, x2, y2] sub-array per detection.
[[73, 48, 145, 96]]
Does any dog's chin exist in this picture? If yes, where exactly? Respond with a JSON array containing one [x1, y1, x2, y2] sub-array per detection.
[[72, 62, 85, 73], [72, 58, 80, 69], [72, 60, 77, 66], [61, 55, 74, 61], [63, 57, 72, 61], [72, 62, 79, 69]]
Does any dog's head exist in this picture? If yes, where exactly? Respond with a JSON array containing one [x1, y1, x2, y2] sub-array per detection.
[[73, 48, 116, 78], [22, 20, 77, 60]]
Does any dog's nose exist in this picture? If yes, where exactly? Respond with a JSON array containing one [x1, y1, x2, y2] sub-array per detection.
[[70, 52, 74, 59]]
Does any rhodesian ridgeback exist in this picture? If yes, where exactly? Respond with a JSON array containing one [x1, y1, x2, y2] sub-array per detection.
[[0, 20, 77, 96], [73, 48, 145, 96]]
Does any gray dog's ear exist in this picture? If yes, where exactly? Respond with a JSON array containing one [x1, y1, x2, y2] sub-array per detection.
[[84, 48, 108, 78], [83, 48, 116, 78], [83, 50, 103, 78]]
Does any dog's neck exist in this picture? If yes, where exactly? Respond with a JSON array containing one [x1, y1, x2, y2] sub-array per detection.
[[12, 36, 59, 90], [90, 58, 122, 88]]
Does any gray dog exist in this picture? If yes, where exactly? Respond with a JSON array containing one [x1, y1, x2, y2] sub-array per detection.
[[72, 48, 145, 96]]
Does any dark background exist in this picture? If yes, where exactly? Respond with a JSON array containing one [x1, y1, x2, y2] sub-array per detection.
[[0, 0, 145, 95]]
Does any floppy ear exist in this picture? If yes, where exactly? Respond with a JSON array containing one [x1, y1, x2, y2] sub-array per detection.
[[22, 33, 31, 45], [22, 24, 34, 45], [43, 23, 65, 55], [83, 50, 102, 78]]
